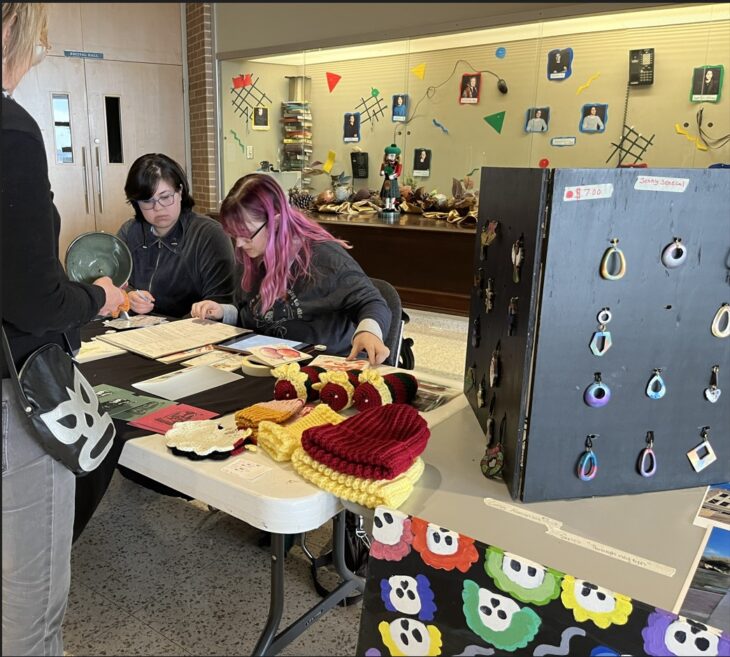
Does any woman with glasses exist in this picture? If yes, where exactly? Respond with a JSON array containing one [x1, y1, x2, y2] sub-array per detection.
[[2, 4, 127, 654], [117, 153, 236, 318], [191, 174, 391, 365]]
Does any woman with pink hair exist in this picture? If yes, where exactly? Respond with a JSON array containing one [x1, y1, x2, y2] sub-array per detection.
[[192, 174, 391, 365]]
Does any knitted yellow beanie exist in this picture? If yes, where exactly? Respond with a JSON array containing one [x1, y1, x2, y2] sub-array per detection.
[[257, 404, 345, 462], [291, 448, 425, 509], [234, 399, 304, 440]]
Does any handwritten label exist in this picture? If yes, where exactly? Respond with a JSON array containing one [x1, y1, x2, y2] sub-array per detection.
[[483, 497, 676, 576], [221, 458, 271, 481], [550, 136, 577, 147], [64, 50, 104, 59], [563, 183, 613, 202], [634, 176, 689, 193]]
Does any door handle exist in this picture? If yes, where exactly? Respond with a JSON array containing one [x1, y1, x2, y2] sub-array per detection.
[[95, 146, 104, 213], [81, 146, 90, 214]]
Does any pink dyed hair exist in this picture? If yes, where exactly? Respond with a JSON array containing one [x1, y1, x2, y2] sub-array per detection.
[[219, 174, 350, 314]]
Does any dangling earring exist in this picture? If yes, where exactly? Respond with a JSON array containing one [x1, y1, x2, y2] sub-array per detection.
[[711, 303, 730, 338], [661, 237, 687, 269], [600, 238, 626, 280], [464, 363, 477, 393], [511, 233, 525, 283], [481, 411, 506, 479], [687, 427, 717, 473], [577, 434, 598, 481], [484, 278, 495, 313], [584, 372, 611, 407], [507, 297, 519, 336], [637, 431, 657, 478], [645, 368, 666, 400], [589, 307, 613, 356], [471, 316, 481, 348], [478, 373, 488, 408], [489, 341, 501, 387], [704, 365, 721, 403]]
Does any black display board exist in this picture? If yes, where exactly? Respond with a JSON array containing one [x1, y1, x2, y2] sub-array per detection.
[[466, 167, 730, 502]]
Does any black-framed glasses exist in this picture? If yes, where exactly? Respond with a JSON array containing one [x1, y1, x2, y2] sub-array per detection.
[[243, 221, 267, 243], [138, 188, 180, 210]]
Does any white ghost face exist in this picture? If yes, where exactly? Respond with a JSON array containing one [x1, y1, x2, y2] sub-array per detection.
[[425, 524, 459, 555], [373, 508, 408, 546], [387, 618, 432, 655], [477, 587, 521, 632], [573, 580, 616, 614], [665, 618, 721, 656], [388, 576, 421, 615], [502, 552, 546, 589]]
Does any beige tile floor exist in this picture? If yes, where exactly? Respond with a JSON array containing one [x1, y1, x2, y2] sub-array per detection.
[[63, 309, 468, 656]]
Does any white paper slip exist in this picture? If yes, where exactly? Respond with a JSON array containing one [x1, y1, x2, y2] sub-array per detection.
[[181, 351, 242, 371], [131, 365, 243, 401], [221, 457, 271, 481], [76, 339, 128, 363]]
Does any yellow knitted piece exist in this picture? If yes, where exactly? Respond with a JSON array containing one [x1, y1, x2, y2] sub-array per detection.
[[257, 404, 345, 462], [291, 449, 425, 509], [312, 370, 355, 408], [358, 368, 392, 404], [272, 362, 308, 400], [234, 399, 304, 438]]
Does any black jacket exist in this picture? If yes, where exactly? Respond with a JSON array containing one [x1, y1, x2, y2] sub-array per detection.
[[117, 210, 236, 318], [1, 94, 105, 376], [236, 241, 391, 355]]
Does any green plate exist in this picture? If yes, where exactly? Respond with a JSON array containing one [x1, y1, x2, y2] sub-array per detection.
[[65, 231, 133, 287]]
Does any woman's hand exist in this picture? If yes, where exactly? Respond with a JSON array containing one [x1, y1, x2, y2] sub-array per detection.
[[191, 300, 223, 321], [93, 276, 127, 317], [128, 290, 155, 315], [348, 331, 390, 366]]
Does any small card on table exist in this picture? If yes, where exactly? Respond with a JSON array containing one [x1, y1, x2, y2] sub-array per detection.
[[127, 404, 219, 434]]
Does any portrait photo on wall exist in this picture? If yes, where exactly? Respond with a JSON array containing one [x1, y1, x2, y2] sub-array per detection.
[[579, 103, 608, 133], [252, 106, 270, 130], [459, 73, 481, 104], [343, 112, 361, 143], [524, 107, 551, 133], [690, 65, 724, 103], [392, 94, 408, 122], [547, 47, 573, 80], [412, 148, 431, 177]]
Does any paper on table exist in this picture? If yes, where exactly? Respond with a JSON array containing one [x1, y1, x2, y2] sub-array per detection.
[[95, 318, 250, 359], [76, 339, 127, 363], [221, 457, 271, 481], [308, 355, 370, 371], [181, 351, 243, 372], [131, 365, 243, 401]]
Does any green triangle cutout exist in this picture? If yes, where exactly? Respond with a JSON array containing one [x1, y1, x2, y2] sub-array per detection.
[[484, 111, 506, 134]]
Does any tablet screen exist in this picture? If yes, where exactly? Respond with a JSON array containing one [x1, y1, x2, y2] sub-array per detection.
[[217, 333, 307, 354]]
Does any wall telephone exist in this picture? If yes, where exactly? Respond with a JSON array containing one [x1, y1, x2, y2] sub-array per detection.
[[629, 48, 654, 86]]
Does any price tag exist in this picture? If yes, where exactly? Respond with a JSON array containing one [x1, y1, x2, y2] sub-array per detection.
[[563, 184, 614, 202], [221, 458, 271, 481], [634, 176, 689, 193]]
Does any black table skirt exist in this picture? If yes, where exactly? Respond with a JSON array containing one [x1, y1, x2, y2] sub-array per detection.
[[73, 321, 274, 541]]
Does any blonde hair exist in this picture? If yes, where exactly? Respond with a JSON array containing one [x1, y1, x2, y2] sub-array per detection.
[[2, 3, 48, 85]]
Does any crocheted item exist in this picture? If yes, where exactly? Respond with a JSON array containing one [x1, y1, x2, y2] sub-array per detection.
[[313, 370, 361, 411], [272, 362, 325, 402], [301, 403, 429, 480], [234, 398, 304, 441], [165, 420, 253, 460], [292, 448, 424, 509], [257, 403, 345, 462], [352, 369, 418, 412]]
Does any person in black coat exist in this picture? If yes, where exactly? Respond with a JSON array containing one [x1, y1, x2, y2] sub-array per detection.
[[1, 4, 126, 654]]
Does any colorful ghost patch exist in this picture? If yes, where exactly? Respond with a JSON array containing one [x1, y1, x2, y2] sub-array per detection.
[[378, 617, 443, 656], [412, 517, 478, 572], [462, 579, 541, 651], [642, 609, 730, 657], [371, 507, 414, 561], [485, 546, 563, 606], [381, 574, 436, 621], [561, 576, 632, 628]]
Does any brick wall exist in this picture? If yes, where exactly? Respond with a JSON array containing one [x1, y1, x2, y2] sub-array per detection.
[[186, 3, 218, 215]]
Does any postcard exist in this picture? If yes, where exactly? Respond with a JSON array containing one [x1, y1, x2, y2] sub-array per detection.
[[246, 344, 312, 368], [308, 355, 370, 372], [127, 403, 219, 434]]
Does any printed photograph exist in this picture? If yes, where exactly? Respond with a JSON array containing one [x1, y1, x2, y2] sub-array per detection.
[[525, 107, 551, 133], [459, 73, 481, 104], [690, 65, 724, 103], [547, 48, 573, 80], [413, 148, 432, 177], [343, 112, 361, 142], [579, 103, 608, 133], [391, 94, 408, 122], [252, 106, 270, 130]]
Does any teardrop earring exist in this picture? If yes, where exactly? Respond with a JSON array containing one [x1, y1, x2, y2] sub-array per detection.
[[600, 238, 626, 280], [645, 368, 666, 400], [637, 431, 657, 478], [704, 365, 721, 403], [577, 434, 598, 481]]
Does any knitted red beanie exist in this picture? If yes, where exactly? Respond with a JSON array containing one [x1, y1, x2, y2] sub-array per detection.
[[352, 370, 418, 412], [301, 403, 429, 480], [317, 369, 362, 411], [273, 363, 325, 402]]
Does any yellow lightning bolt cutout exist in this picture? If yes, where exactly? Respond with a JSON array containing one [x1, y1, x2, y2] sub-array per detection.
[[576, 73, 601, 95], [674, 124, 709, 151]]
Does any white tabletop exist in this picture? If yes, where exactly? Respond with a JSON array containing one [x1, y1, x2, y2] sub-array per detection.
[[118, 368, 466, 535]]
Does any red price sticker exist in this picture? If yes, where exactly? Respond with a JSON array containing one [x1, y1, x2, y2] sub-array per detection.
[[563, 184, 614, 202]]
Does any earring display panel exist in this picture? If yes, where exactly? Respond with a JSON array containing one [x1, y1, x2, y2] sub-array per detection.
[[466, 167, 730, 502]]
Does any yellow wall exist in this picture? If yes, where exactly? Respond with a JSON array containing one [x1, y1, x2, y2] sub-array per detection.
[[219, 10, 730, 197]]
